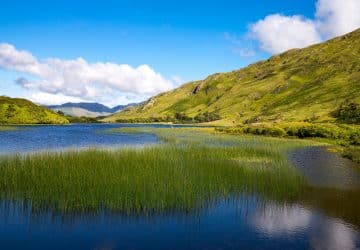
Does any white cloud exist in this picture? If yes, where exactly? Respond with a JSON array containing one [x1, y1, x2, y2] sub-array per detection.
[[250, 14, 321, 54], [29, 92, 85, 106], [27, 91, 147, 107], [249, 0, 360, 54], [316, 0, 360, 39], [0, 43, 175, 105], [0, 44, 40, 73]]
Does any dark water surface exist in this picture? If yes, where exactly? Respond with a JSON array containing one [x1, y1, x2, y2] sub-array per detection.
[[0, 198, 358, 250], [0, 124, 359, 249], [290, 147, 360, 190]]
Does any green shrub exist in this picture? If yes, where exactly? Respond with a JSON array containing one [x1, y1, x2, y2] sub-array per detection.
[[265, 126, 287, 137], [285, 126, 299, 137], [194, 111, 221, 123], [296, 125, 338, 138], [342, 146, 360, 164], [282, 124, 344, 139], [116, 117, 171, 123], [220, 125, 286, 137], [67, 116, 100, 123], [174, 112, 192, 122], [332, 102, 360, 124], [349, 133, 360, 145]]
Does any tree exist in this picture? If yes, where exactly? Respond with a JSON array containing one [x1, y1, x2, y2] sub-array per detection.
[[332, 102, 360, 124], [5, 105, 16, 119], [57, 110, 65, 116]]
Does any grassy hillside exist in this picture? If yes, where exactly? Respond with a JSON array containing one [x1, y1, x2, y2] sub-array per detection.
[[0, 96, 69, 124], [104, 28, 360, 125]]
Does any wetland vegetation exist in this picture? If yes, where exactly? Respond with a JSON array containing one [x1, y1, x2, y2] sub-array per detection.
[[0, 124, 359, 249], [0, 128, 313, 213], [0, 126, 17, 131]]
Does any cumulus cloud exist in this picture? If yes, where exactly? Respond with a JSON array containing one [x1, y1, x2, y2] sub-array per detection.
[[250, 14, 321, 54], [0, 43, 174, 105], [249, 0, 360, 54], [29, 92, 85, 106], [316, 0, 360, 39], [15, 77, 32, 88]]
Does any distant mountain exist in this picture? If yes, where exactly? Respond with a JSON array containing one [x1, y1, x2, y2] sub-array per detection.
[[104, 28, 360, 124], [110, 104, 131, 113], [0, 96, 69, 124], [48, 102, 111, 113], [47, 102, 137, 117]]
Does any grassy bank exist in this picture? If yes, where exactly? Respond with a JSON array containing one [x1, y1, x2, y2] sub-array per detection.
[[0, 128, 313, 213], [216, 122, 360, 164], [0, 126, 18, 131]]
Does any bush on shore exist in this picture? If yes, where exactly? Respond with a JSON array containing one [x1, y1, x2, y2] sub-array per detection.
[[217, 123, 359, 144], [217, 125, 286, 137], [116, 111, 221, 124], [332, 101, 360, 124]]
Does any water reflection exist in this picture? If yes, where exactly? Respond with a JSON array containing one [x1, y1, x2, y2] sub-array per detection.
[[0, 196, 358, 249], [310, 219, 359, 250], [252, 202, 359, 250], [1, 127, 359, 248], [251, 203, 311, 235], [290, 147, 360, 190]]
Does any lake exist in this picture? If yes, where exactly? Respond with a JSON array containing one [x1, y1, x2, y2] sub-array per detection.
[[0, 124, 161, 154], [0, 124, 359, 249]]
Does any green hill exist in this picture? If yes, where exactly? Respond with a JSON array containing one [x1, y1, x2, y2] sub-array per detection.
[[104, 28, 360, 125], [0, 96, 69, 124]]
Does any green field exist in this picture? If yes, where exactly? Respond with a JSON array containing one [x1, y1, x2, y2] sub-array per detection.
[[0, 128, 314, 213]]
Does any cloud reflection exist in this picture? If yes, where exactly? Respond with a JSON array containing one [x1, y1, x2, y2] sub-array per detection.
[[251, 202, 359, 249]]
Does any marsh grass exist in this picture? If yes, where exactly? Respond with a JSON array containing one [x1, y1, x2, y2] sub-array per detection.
[[0, 126, 18, 131], [0, 127, 313, 213]]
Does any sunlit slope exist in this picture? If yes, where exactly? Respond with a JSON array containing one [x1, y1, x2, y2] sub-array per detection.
[[0, 96, 69, 124], [105, 29, 360, 124]]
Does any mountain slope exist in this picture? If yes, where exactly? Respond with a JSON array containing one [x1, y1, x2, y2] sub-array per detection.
[[47, 102, 136, 117], [105, 28, 360, 124], [0, 96, 69, 124]]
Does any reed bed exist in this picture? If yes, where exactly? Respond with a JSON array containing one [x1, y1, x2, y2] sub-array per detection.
[[0, 126, 18, 131], [0, 127, 313, 213]]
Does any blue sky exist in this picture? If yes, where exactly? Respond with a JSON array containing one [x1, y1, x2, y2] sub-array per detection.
[[0, 0, 359, 106]]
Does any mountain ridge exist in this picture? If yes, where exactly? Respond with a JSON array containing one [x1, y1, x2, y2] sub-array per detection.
[[104, 28, 360, 124], [47, 102, 137, 117]]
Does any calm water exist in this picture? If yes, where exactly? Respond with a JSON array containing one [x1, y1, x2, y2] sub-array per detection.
[[290, 147, 360, 190], [0, 124, 359, 249], [0, 124, 164, 154]]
